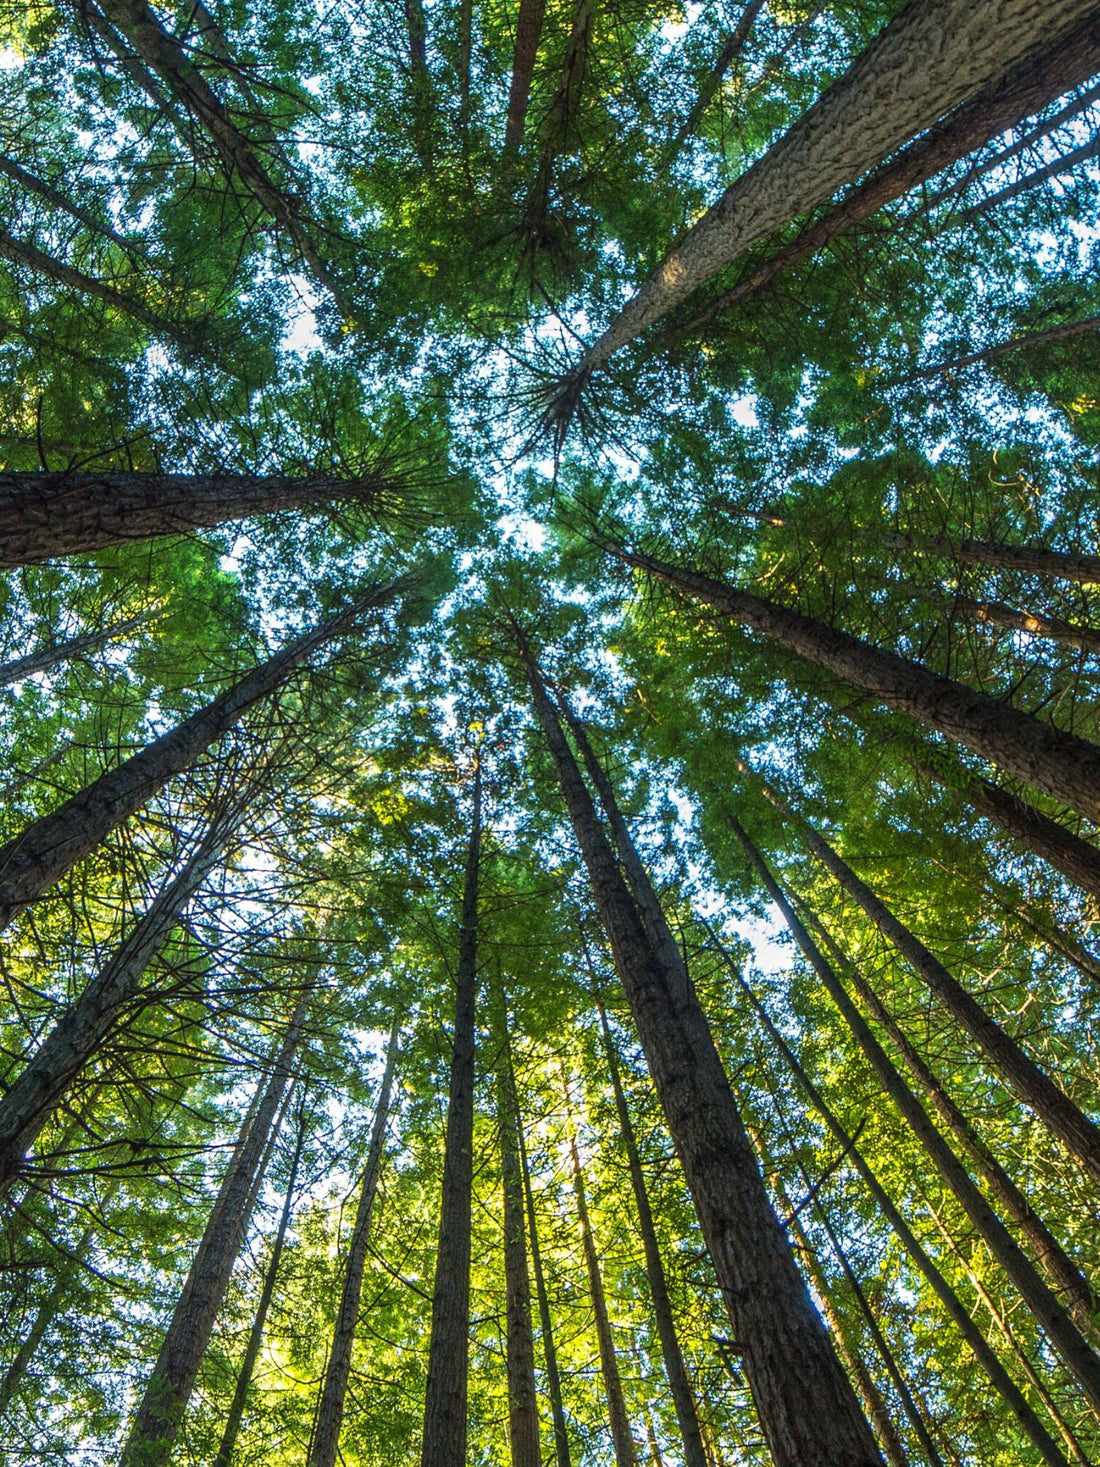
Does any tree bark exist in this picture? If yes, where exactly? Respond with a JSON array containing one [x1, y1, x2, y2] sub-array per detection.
[[919, 314, 1100, 378], [726, 821, 1100, 1414], [0, 470, 398, 568], [119, 996, 308, 1467], [497, 1020, 542, 1467], [566, 1116, 637, 1467], [503, 0, 549, 154], [309, 1012, 402, 1467], [419, 763, 481, 1467], [760, 787, 1100, 1187], [213, 1109, 307, 1467], [513, 626, 884, 1467], [594, 995, 708, 1467], [662, 0, 766, 168], [877, 530, 1100, 586], [683, 17, 1100, 334], [608, 543, 1100, 822], [575, 0, 1100, 370], [0, 1220, 97, 1409], [0, 808, 241, 1197], [728, 960, 1072, 1467], [516, 1063, 572, 1467], [950, 594, 1100, 653], [0, 614, 146, 688], [793, 896, 1100, 1340], [0, 150, 141, 252], [0, 583, 403, 932]]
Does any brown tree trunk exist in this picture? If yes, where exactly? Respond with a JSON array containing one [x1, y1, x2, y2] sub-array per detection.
[[575, 0, 1100, 370], [759, 787, 1100, 1186], [728, 961, 1072, 1467], [0, 1220, 97, 1409], [498, 1021, 542, 1467], [950, 594, 1100, 653], [309, 1013, 402, 1467], [565, 1113, 637, 1467], [684, 17, 1100, 334], [609, 543, 1100, 822], [951, 131, 1100, 225], [0, 806, 242, 1196], [793, 896, 1100, 1339], [0, 614, 145, 688], [919, 314, 1100, 378], [726, 820, 1100, 1414], [0, 470, 399, 568], [594, 996, 708, 1467], [119, 997, 309, 1467], [0, 583, 403, 932], [0, 150, 140, 251], [513, 627, 883, 1467], [420, 763, 481, 1467], [877, 530, 1100, 586], [662, 0, 766, 167], [213, 1109, 307, 1467], [503, 0, 549, 154], [516, 1062, 572, 1467]]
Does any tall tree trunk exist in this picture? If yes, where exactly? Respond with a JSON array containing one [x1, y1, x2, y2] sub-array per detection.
[[404, 0, 433, 165], [503, 0, 549, 154], [0, 150, 140, 250], [949, 594, 1100, 653], [791, 893, 1100, 1339], [594, 996, 708, 1467], [0, 470, 401, 568], [755, 783, 1100, 1186], [0, 805, 243, 1197], [565, 1109, 637, 1467], [919, 314, 1100, 378], [573, 0, 1100, 370], [0, 583, 403, 932], [0, 614, 146, 688], [516, 1064, 572, 1467], [683, 16, 1100, 334], [309, 1012, 402, 1467], [512, 627, 884, 1467], [608, 542, 1100, 822], [420, 763, 482, 1467], [662, 0, 766, 168], [876, 530, 1100, 586], [728, 961, 1072, 1467], [119, 996, 309, 1467], [213, 1107, 308, 1467], [0, 1220, 97, 1409], [725, 821, 1100, 1414], [497, 1017, 542, 1467], [950, 131, 1100, 225]]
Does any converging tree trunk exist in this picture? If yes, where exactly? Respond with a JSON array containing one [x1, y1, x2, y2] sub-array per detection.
[[608, 543, 1100, 822], [503, 0, 549, 154], [662, 0, 766, 167], [565, 1103, 637, 1467], [573, 0, 1100, 370], [497, 1016, 542, 1467], [951, 594, 1100, 653], [309, 1012, 402, 1467], [420, 762, 481, 1467], [0, 470, 401, 568], [876, 530, 1100, 585], [512, 626, 884, 1467], [0, 583, 404, 933], [213, 1108, 308, 1467], [119, 996, 309, 1467], [726, 819, 1100, 1414], [919, 314, 1100, 378], [0, 614, 145, 688]]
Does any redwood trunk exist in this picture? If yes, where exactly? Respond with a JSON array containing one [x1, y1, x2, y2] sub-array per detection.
[[878, 530, 1100, 585], [728, 821, 1100, 1412], [498, 1030, 542, 1467], [612, 544, 1100, 822], [310, 1014, 402, 1467], [952, 594, 1100, 653], [514, 629, 883, 1467], [119, 998, 308, 1467], [663, 0, 765, 165], [0, 585, 401, 932], [0, 614, 145, 687], [0, 471, 395, 568], [503, 0, 549, 153], [921, 314, 1100, 377], [419, 766, 481, 1467]]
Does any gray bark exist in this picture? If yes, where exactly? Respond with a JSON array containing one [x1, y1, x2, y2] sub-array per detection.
[[0, 614, 146, 687], [498, 1024, 542, 1467]]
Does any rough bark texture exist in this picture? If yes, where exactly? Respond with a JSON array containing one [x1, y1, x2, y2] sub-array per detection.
[[0, 815, 236, 1196], [498, 1034, 542, 1467], [596, 1000, 708, 1467], [798, 900, 1100, 1338], [920, 313, 1100, 377], [0, 585, 400, 932], [310, 1014, 401, 1467], [612, 544, 1100, 821], [0, 614, 145, 688], [730, 819, 1100, 1412], [567, 1123, 637, 1467], [119, 999, 308, 1467], [213, 1115, 306, 1467], [579, 0, 1100, 367], [778, 799, 1100, 1187], [729, 962, 1072, 1467], [686, 17, 1100, 332], [503, 0, 549, 152], [516, 1077, 572, 1467], [515, 628, 883, 1467], [420, 766, 481, 1467], [0, 470, 394, 568]]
